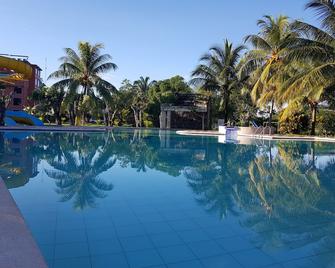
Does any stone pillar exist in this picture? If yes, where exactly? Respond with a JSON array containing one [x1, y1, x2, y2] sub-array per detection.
[[166, 111, 171, 129]]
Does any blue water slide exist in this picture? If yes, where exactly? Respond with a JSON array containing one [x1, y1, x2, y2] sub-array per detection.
[[5, 110, 44, 126], [4, 117, 17, 126]]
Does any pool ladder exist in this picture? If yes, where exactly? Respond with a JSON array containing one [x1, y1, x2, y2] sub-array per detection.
[[252, 123, 274, 138]]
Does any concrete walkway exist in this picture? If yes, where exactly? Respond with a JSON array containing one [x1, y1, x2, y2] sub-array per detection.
[[176, 130, 335, 143], [0, 178, 47, 268]]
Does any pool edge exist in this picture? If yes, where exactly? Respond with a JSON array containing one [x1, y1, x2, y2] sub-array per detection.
[[176, 130, 335, 143], [0, 177, 48, 268]]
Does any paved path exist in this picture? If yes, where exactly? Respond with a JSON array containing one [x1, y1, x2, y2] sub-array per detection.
[[0, 178, 47, 268]]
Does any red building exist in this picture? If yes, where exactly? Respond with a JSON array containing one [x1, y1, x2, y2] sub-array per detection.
[[0, 62, 41, 111]]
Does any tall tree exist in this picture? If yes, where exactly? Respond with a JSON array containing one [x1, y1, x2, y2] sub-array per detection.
[[190, 40, 246, 123], [280, 0, 335, 135], [242, 15, 297, 126], [48, 42, 117, 125], [133, 77, 155, 127]]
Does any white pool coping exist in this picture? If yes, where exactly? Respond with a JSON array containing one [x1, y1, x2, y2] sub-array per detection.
[[176, 130, 335, 143]]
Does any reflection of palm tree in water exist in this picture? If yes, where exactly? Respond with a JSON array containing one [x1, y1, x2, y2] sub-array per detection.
[[44, 132, 115, 210], [245, 144, 335, 263], [185, 144, 256, 218], [111, 129, 160, 173], [185, 141, 335, 265]]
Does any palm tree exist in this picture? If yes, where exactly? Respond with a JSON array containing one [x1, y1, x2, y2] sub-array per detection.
[[242, 15, 297, 126], [48, 42, 117, 125], [190, 39, 246, 123], [279, 0, 335, 135], [132, 77, 155, 127]]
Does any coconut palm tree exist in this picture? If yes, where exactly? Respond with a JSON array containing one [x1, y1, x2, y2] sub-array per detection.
[[48, 42, 117, 125], [131, 77, 155, 127], [279, 0, 335, 135], [190, 40, 246, 123], [242, 15, 298, 126], [134, 76, 156, 93]]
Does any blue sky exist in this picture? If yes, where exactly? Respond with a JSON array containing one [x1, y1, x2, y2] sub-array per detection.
[[2, 0, 316, 88]]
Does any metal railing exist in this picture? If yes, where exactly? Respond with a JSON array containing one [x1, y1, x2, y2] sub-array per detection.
[[249, 121, 277, 138]]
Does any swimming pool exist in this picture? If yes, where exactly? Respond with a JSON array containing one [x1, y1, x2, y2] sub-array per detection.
[[2, 129, 335, 268]]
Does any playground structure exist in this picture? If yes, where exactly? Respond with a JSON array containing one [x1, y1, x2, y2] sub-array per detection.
[[0, 55, 43, 126]]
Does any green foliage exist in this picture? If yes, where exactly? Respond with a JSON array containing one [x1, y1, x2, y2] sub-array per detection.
[[279, 112, 310, 135], [48, 41, 117, 125], [147, 76, 191, 127], [316, 109, 335, 136], [231, 87, 258, 126], [31, 85, 65, 124], [190, 40, 246, 123], [107, 83, 133, 126], [143, 118, 153, 128], [278, 100, 309, 134], [242, 15, 297, 126], [148, 75, 191, 104], [321, 86, 335, 109]]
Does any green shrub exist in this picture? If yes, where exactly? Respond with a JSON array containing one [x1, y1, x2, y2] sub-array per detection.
[[279, 112, 309, 134], [143, 120, 153, 128], [279, 100, 310, 135], [279, 104, 309, 134], [316, 110, 335, 136]]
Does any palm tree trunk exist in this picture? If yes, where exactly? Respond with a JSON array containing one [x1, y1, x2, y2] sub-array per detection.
[[139, 111, 142, 127], [75, 96, 83, 126], [268, 99, 274, 126], [223, 93, 230, 124], [132, 107, 139, 127], [81, 114, 85, 125], [310, 102, 318, 136], [69, 104, 75, 126], [83, 85, 88, 96], [55, 111, 62, 125], [206, 96, 211, 130], [110, 111, 117, 126]]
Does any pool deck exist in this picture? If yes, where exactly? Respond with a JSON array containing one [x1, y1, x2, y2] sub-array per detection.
[[0, 178, 47, 268], [176, 130, 335, 143]]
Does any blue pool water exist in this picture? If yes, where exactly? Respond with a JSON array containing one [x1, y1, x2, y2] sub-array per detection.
[[2, 129, 335, 268]]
